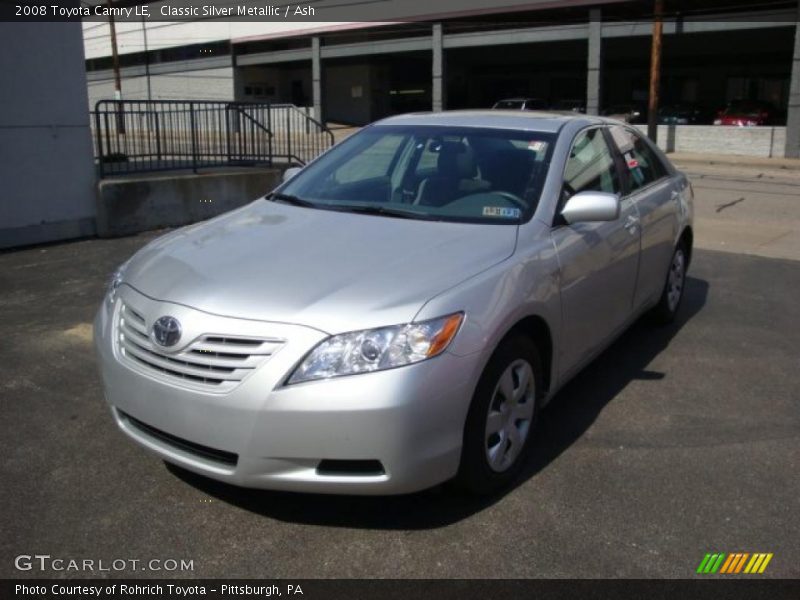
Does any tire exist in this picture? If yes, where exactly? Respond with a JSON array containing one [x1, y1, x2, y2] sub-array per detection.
[[454, 334, 542, 495], [650, 240, 688, 325]]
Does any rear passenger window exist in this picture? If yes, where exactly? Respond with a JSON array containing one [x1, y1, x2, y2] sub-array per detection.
[[608, 126, 668, 192], [563, 128, 621, 200]]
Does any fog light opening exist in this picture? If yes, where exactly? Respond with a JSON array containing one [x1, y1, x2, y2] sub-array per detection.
[[316, 460, 385, 476]]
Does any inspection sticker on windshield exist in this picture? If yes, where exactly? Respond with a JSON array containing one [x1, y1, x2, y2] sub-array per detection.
[[527, 140, 546, 152], [483, 207, 521, 218]]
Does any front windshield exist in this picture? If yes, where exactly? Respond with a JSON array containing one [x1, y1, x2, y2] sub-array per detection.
[[276, 125, 555, 224]]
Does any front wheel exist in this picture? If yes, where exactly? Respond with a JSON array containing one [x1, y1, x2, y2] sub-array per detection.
[[650, 241, 688, 324], [454, 335, 542, 495]]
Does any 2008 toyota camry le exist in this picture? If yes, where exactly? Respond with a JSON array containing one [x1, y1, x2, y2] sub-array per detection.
[[94, 111, 693, 495]]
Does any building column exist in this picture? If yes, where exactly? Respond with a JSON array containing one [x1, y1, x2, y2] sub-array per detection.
[[785, 6, 800, 158], [432, 23, 444, 112], [312, 36, 322, 122], [586, 9, 602, 116]]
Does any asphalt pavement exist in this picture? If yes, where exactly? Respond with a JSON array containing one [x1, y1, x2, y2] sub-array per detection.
[[1, 225, 798, 578], [673, 157, 800, 261]]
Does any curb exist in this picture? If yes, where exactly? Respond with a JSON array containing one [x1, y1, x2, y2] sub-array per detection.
[[668, 153, 800, 172]]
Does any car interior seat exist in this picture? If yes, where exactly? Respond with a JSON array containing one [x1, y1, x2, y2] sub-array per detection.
[[415, 141, 490, 206], [482, 148, 537, 199]]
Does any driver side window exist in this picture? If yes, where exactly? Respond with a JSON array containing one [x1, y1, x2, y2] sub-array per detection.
[[563, 128, 621, 201]]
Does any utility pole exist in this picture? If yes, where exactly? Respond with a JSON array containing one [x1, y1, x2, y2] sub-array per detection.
[[647, 0, 664, 142], [141, 15, 151, 102], [107, 0, 125, 134], [108, 0, 122, 101]]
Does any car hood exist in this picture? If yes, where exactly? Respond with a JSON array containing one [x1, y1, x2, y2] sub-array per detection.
[[124, 200, 518, 334]]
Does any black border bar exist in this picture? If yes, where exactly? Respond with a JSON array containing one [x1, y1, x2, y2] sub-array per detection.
[[2, 0, 799, 23], [4, 579, 800, 600]]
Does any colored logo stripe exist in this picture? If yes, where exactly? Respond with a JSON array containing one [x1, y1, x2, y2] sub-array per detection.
[[697, 552, 773, 574], [720, 553, 749, 573], [719, 554, 736, 573], [745, 553, 773, 574], [697, 553, 726, 573]]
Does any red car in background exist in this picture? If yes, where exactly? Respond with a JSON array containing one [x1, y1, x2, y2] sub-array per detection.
[[714, 100, 782, 126]]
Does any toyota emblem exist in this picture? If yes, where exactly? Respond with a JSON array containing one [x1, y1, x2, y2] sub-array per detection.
[[152, 316, 182, 347]]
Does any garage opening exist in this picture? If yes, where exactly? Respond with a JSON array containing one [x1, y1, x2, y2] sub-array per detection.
[[322, 52, 432, 125], [445, 39, 587, 111]]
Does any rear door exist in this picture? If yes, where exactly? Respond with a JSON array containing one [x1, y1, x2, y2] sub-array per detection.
[[551, 126, 641, 378], [607, 126, 679, 309]]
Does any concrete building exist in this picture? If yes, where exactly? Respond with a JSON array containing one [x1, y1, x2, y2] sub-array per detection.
[[82, 0, 800, 157], [1, 23, 97, 249]]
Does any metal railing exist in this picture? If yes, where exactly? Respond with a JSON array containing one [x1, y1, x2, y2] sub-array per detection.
[[92, 100, 334, 178]]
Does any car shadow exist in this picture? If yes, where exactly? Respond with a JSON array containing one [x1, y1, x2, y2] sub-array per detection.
[[168, 274, 709, 529]]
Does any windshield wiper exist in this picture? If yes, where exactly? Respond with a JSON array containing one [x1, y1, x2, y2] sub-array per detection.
[[267, 195, 440, 220], [266, 192, 318, 208], [333, 204, 441, 221]]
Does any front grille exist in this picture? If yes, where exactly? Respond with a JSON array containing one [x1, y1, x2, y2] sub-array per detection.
[[121, 411, 238, 467], [116, 302, 284, 391]]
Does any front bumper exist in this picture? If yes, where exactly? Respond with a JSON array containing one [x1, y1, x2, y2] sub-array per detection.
[[94, 286, 483, 494]]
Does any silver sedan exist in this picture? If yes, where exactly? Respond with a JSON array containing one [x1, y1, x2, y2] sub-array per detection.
[[94, 111, 693, 495]]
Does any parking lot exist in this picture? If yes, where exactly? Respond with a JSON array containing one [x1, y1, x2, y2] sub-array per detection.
[[1, 161, 798, 579]]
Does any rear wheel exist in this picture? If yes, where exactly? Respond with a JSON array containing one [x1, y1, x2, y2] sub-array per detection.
[[651, 241, 688, 324], [455, 335, 542, 494]]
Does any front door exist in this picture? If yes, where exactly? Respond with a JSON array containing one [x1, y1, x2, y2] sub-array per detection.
[[551, 126, 642, 378]]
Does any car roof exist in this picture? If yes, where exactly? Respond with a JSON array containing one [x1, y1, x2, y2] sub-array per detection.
[[374, 110, 605, 133]]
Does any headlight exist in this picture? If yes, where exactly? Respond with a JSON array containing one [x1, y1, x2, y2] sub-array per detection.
[[106, 262, 128, 305], [288, 313, 463, 384]]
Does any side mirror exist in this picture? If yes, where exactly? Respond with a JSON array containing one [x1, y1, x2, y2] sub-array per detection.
[[561, 191, 620, 225], [282, 166, 302, 183]]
